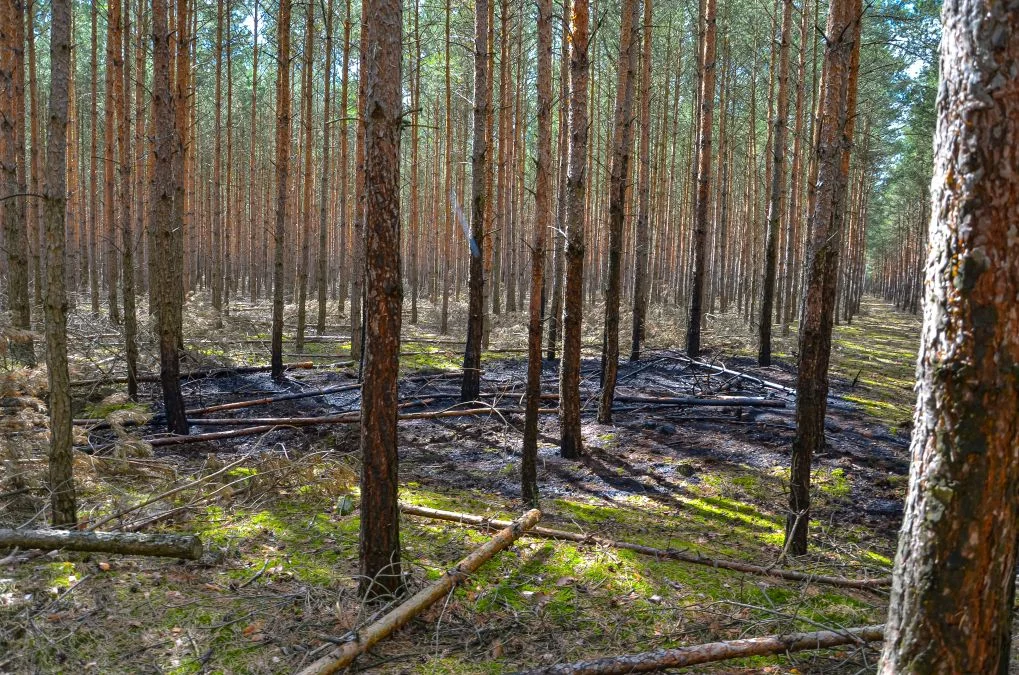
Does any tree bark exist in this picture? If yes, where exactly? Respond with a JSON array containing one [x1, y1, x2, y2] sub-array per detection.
[[597, 0, 640, 425], [0, 0, 34, 365], [684, 0, 717, 358], [558, 0, 590, 459], [461, 0, 491, 402], [757, 0, 793, 366], [43, 0, 76, 527], [628, 0, 652, 362], [522, 0, 554, 507], [878, 1, 1019, 671], [150, 0, 188, 435], [786, 0, 862, 555], [270, 0, 291, 380], [358, 0, 404, 600]]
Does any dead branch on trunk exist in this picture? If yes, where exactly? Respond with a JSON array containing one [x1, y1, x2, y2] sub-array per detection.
[[0, 528, 203, 559], [399, 505, 890, 590], [297, 509, 542, 675], [512, 624, 884, 674]]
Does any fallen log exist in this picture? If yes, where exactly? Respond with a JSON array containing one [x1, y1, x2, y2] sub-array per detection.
[[298, 509, 542, 675], [399, 505, 890, 590], [148, 406, 559, 448], [71, 361, 323, 387], [0, 528, 203, 559], [513, 624, 884, 675]]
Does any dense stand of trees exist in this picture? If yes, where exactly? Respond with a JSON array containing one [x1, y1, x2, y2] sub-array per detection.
[[10, 0, 1019, 668]]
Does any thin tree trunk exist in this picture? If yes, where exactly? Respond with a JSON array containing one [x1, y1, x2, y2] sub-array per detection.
[[43, 0, 76, 527], [786, 0, 862, 555], [270, 0, 291, 380], [522, 0, 554, 507], [628, 0, 652, 362], [757, 0, 793, 365], [558, 0, 590, 459], [684, 0, 717, 358], [597, 0, 640, 425], [461, 0, 491, 402]]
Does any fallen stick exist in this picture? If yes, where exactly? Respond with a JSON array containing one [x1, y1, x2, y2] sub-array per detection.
[[0, 528, 203, 559], [148, 406, 559, 447], [298, 509, 542, 675], [512, 624, 884, 675], [399, 505, 890, 590], [613, 394, 784, 407], [659, 354, 797, 396], [71, 361, 322, 386]]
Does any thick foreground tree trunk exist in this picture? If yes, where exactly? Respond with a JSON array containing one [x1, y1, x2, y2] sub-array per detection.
[[358, 0, 404, 600], [878, 1, 1019, 671], [270, 0, 291, 380]]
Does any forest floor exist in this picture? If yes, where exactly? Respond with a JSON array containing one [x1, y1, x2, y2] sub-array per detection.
[[0, 296, 921, 674]]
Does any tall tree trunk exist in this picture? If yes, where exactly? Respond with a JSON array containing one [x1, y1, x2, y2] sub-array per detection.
[[879, 1, 1019, 671], [628, 0, 652, 362], [597, 0, 640, 425], [150, 0, 188, 435], [295, 0, 314, 352], [104, 0, 121, 326], [359, 0, 404, 599], [757, 0, 793, 366], [0, 0, 34, 365], [43, 0, 76, 527], [407, 0, 420, 326], [558, 0, 590, 459], [522, 0, 554, 507], [212, 0, 224, 322], [247, 0, 259, 303], [117, 0, 139, 399], [786, 0, 862, 555], [684, 0, 717, 358], [461, 0, 491, 402], [270, 0, 291, 380], [545, 0, 569, 360], [316, 0, 334, 334]]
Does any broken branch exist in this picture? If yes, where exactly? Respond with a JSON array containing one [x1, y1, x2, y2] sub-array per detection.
[[513, 624, 884, 674], [0, 528, 203, 559], [297, 509, 542, 675], [399, 505, 890, 590]]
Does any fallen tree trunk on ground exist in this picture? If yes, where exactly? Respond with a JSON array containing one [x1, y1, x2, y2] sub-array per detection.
[[147, 406, 559, 448], [613, 394, 784, 407], [71, 361, 324, 387], [0, 528, 203, 559], [399, 505, 889, 590], [513, 624, 884, 674], [298, 509, 542, 675]]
